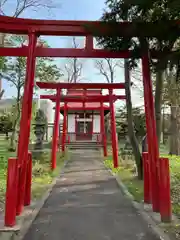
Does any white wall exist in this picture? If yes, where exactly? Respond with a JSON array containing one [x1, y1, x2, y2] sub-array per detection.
[[93, 115, 100, 133], [68, 114, 75, 133]]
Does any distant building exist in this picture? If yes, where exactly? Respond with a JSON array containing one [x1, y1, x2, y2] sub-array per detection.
[[0, 98, 15, 114]]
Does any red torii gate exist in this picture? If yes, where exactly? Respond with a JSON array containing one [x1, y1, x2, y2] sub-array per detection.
[[0, 15, 171, 227], [40, 92, 126, 168], [37, 82, 126, 170]]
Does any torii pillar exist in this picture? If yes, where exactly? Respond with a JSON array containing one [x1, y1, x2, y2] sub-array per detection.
[[16, 33, 37, 215], [141, 42, 160, 213], [51, 88, 61, 170], [62, 102, 67, 153], [109, 89, 119, 168], [100, 101, 107, 157]]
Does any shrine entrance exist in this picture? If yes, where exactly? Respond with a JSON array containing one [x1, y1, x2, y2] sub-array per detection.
[[76, 112, 93, 141], [0, 15, 172, 228]]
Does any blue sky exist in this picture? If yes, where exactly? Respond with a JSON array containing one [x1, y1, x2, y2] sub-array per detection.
[[2, 0, 143, 107]]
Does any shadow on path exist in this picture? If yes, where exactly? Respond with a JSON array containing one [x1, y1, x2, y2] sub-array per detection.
[[23, 150, 160, 240]]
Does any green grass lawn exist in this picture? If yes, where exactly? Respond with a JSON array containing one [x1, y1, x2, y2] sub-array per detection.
[[0, 135, 66, 211], [104, 157, 144, 202], [106, 142, 180, 239], [167, 155, 180, 217], [0, 137, 16, 209], [105, 141, 169, 202], [104, 154, 180, 239], [104, 151, 180, 216], [106, 153, 180, 240], [31, 151, 66, 200]]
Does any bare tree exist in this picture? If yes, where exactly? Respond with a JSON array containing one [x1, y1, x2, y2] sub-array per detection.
[[95, 58, 143, 179], [131, 68, 144, 95], [0, 0, 57, 17], [0, 33, 7, 99], [62, 37, 85, 83], [162, 67, 180, 155], [95, 58, 143, 85], [95, 58, 121, 83], [0, 0, 59, 99], [95, 58, 121, 135], [124, 60, 143, 179]]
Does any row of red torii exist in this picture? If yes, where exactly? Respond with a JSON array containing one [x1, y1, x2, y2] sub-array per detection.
[[39, 86, 126, 169], [1, 16, 171, 227]]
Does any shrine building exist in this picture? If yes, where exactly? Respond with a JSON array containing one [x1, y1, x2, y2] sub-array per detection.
[[60, 89, 110, 142]]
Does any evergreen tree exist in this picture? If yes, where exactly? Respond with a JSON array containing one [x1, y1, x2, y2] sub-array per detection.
[[98, 0, 180, 146]]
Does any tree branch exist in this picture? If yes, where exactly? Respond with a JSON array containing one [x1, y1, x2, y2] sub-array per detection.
[[0, 0, 58, 18], [95, 60, 110, 83], [62, 37, 84, 83]]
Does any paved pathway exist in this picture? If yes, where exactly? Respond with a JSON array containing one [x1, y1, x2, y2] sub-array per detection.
[[23, 149, 160, 240]]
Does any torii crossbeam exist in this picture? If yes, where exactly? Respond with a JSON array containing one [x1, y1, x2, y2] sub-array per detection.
[[36, 82, 126, 89], [40, 94, 126, 102]]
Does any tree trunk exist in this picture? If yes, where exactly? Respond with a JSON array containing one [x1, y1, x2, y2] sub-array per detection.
[[0, 34, 5, 99], [168, 70, 180, 155], [0, 89, 4, 99], [154, 70, 163, 146], [176, 107, 180, 155], [169, 105, 180, 155], [124, 60, 143, 180], [9, 128, 16, 151], [162, 105, 166, 145], [6, 131, 8, 140], [9, 116, 19, 151], [9, 88, 21, 151]]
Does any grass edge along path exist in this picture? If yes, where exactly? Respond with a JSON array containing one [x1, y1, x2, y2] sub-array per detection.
[[31, 151, 67, 201], [104, 157, 144, 202], [104, 155, 180, 240]]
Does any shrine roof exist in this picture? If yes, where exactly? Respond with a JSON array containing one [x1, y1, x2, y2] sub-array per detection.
[[59, 102, 110, 115], [66, 89, 102, 96]]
